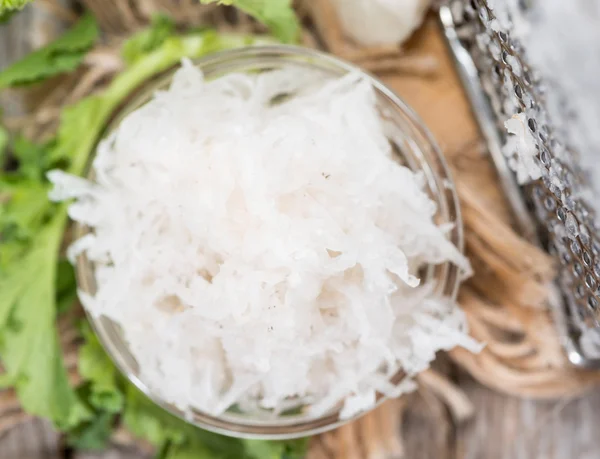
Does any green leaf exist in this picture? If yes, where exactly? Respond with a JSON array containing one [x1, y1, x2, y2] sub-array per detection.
[[199, 0, 299, 43], [162, 438, 216, 459], [243, 439, 285, 459], [67, 410, 116, 451], [12, 135, 50, 180], [0, 179, 50, 267], [56, 259, 77, 314], [243, 438, 309, 459], [282, 438, 310, 459], [0, 12, 99, 88], [0, 125, 8, 166], [0, 9, 17, 23], [0, 140, 87, 428], [0, 209, 90, 429], [123, 384, 187, 449], [122, 14, 176, 65], [0, 0, 32, 14], [78, 322, 124, 413], [123, 384, 309, 459], [49, 95, 109, 174]]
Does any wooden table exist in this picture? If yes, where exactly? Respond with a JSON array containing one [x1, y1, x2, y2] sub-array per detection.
[[2, 374, 599, 459], [2, 5, 600, 459]]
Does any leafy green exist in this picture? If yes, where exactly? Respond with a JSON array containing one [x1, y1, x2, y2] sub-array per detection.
[[0, 124, 87, 425], [78, 323, 124, 413], [0, 9, 17, 23], [0, 207, 90, 428], [123, 385, 187, 451], [60, 325, 124, 450], [67, 410, 117, 451], [65, 327, 123, 450], [0, 0, 32, 14], [199, 0, 299, 43], [123, 384, 308, 459], [0, 179, 49, 266], [0, 12, 99, 88], [0, 125, 8, 165], [122, 14, 176, 65], [56, 259, 77, 315], [11, 135, 50, 180], [243, 438, 310, 459]]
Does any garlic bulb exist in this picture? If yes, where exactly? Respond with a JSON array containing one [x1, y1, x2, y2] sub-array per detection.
[[331, 0, 432, 46]]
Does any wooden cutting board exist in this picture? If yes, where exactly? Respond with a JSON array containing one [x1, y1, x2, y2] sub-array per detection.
[[381, 19, 512, 222]]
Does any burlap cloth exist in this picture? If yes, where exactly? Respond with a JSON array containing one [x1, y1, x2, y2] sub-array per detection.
[[3, 0, 600, 457]]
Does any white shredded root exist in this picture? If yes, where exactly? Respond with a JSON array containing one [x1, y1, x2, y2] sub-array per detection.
[[50, 60, 480, 420], [503, 113, 542, 184]]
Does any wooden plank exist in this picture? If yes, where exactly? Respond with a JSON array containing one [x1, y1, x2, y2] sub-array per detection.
[[74, 447, 150, 459], [0, 1, 71, 118], [456, 375, 600, 459], [402, 391, 454, 459], [0, 418, 60, 459], [0, 6, 33, 67], [0, 5, 34, 117]]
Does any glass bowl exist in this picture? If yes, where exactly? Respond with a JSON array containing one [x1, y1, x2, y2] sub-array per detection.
[[75, 45, 464, 439]]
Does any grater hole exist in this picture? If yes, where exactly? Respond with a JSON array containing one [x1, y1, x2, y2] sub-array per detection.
[[544, 196, 556, 211], [479, 6, 489, 22], [585, 273, 597, 290], [540, 149, 551, 166], [563, 195, 575, 212], [578, 224, 590, 247], [538, 131, 546, 143], [514, 83, 522, 99]]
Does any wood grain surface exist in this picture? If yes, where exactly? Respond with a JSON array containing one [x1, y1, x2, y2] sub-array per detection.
[[2, 5, 600, 459]]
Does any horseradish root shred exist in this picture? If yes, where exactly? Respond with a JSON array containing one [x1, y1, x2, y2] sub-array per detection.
[[50, 59, 480, 420]]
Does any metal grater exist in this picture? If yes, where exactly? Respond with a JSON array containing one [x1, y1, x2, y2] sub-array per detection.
[[439, 0, 600, 367]]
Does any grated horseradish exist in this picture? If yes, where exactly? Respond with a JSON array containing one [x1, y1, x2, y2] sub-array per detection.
[[50, 59, 480, 420]]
